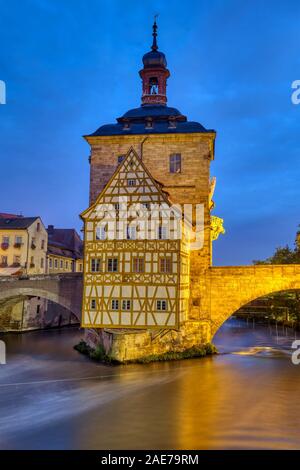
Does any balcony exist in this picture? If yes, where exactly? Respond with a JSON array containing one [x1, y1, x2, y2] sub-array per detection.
[[14, 242, 23, 248], [1, 242, 9, 250]]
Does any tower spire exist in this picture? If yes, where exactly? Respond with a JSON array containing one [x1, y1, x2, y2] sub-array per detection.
[[151, 15, 158, 51]]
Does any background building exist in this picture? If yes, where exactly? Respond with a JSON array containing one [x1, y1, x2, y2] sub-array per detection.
[[0, 213, 47, 275], [0, 214, 83, 331], [47, 225, 83, 273]]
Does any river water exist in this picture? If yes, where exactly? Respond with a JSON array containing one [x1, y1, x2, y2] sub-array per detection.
[[0, 318, 299, 450]]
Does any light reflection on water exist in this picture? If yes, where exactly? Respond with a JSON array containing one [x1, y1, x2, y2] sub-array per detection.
[[0, 319, 300, 450]]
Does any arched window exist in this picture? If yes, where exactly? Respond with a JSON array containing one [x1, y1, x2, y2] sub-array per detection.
[[149, 77, 158, 95]]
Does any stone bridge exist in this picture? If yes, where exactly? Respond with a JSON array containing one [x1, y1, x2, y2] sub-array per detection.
[[0, 273, 83, 321], [197, 264, 300, 338]]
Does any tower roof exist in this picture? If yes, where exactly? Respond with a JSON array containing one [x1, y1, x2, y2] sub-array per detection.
[[142, 18, 167, 68], [85, 20, 215, 138]]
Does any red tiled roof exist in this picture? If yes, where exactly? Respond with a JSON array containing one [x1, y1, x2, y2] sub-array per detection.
[[0, 213, 23, 219]]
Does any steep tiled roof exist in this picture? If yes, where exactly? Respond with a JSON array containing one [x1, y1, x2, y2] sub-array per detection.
[[47, 226, 83, 259]]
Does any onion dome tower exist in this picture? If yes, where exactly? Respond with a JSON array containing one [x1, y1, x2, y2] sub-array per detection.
[[87, 19, 214, 137], [139, 19, 170, 106]]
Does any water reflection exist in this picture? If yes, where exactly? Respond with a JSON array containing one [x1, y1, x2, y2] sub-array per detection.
[[0, 319, 299, 449]]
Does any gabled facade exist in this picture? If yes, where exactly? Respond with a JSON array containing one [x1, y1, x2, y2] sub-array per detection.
[[81, 148, 190, 329], [0, 214, 47, 275]]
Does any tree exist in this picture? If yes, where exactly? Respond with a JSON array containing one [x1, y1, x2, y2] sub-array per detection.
[[251, 225, 300, 324], [253, 225, 300, 265]]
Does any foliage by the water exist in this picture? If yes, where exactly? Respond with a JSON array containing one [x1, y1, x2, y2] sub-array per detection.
[[74, 340, 217, 364], [134, 343, 217, 364], [74, 340, 113, 363]]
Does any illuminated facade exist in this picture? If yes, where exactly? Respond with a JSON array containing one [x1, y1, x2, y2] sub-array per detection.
[[0, 214, 47, 275], [81, 21, 222, 331], [81, 148, 190, 328]]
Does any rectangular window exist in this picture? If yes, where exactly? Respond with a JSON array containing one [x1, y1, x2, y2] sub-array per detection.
[[107, 258, 118, 272], [122, 299, 131, 311], [36, 305, 40, 314], [60, 260, 63, 268], [79, 264, 82, 271], [30, 256, 34, 267], [128, 179, 136, 187], [65, 261, 68, 269], [90, 299, 96, 310], [158, 226, 168, 240], [132, 257, 144, 273], [41, 239, 45, 250], [111, 299, 119, 310], [114, 202, 120, 211], [1, 255, 7, 265], [54, 259, 58, 268], [142, 202, 150, 210], [91, 258, 101, 272], [15, 236, 22, 245], [49, 258, 53, 268], [40, 258, 44, 268], [13, 255, 20, 265], [169, 153, 181, 173], [127, 226, 136, 240], [37, 222, 40, 232], [96, 226, 106, 240], [159, 257, 172, 274], [2, 236, 9, 244], [156, 300, 168, 311]]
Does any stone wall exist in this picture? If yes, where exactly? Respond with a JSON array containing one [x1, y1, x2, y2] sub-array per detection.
[[85, 320, 211, 362]]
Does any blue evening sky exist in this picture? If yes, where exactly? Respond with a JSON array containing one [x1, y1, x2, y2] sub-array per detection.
[[0, 0, 299, 265]]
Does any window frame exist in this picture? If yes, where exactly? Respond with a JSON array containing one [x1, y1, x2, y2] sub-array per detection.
[[159, 257, 172, 274], [91, 257, 101, 273], [128, 179, 136, 187], [156, 300, 168, 311], [111, 299, 119, 310], [169, 153, 181, 174], [107, 257, 118, 272], [122, 299, 131, 311], [132, 257, 145, 273]]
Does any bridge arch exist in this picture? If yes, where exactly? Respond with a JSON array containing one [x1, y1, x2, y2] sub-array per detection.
[[207, 265, 300, 338], [0, 274, 83, 324], [0, 287, 80, 320]]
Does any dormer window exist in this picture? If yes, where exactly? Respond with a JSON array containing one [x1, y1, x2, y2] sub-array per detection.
[[168, 117, 177, 129], [149, 77, 158, 95], [145, 117, 153, 129], [122, 119, 130, 130]]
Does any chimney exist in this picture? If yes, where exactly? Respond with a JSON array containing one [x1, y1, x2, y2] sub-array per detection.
[[48, 225, 54, 235]]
